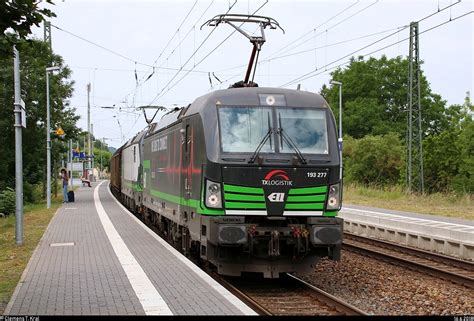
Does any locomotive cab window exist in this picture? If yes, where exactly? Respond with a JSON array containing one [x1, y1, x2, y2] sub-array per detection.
[[277, 108, 329, 155], [218, 105, 329, 155], [218, 106, 274, 153]]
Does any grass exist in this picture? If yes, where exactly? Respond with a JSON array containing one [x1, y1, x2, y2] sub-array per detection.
[[344, 183, 474, 220], [0, 196, 62, 314]]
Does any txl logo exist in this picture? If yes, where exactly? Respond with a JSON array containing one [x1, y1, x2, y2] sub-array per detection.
[[262, 170, 293, 186], [268, 192, 285, 202], [264, 170, 290, 180]]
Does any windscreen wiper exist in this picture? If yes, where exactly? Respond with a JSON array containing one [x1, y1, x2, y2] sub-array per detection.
[[248, 113, 273, 164], [278, 112, 307, 165]]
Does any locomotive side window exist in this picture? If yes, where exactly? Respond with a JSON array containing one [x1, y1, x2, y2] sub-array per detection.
[[219, 106, 274, 153], [277, 108, 329, 154]]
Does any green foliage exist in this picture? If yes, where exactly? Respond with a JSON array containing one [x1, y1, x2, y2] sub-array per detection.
[[321, 55, 447, 139], [423, 104, 473, 193], [451, 116, 474, 193], [0, 1, 56, 56], [343, 133, 404, 186], [0, 188, 15, 216], [0, 37, 79, 202], [93, 147, 112, 172], [423, 128, 462, 192], [322, 56, 472, 195], [23, 182, 44, 204]]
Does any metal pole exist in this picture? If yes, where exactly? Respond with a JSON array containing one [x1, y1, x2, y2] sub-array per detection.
[[100, 137, 103, 178], [91, 123, 94, 177], [46, 70, 51, 208], [13, 46, 23, 245], [68, 139, 72, 187], [87, 83, 91, 175], [45, 66, 59, 208]]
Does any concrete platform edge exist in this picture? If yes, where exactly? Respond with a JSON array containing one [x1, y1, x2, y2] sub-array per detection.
[[106, 183, 257, 316]]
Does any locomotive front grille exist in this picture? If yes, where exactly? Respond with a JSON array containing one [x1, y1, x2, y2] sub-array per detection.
[[223, 184, 267, 215], [284, 186, 327, 216], [223, 183, 328, 216]]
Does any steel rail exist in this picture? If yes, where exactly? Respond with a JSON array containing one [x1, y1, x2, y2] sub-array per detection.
[[220, 273, 367, 315], [343, 233, 474, 289]]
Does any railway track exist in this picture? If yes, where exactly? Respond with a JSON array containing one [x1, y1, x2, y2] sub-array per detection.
[[134, 207, 365, 315], [343, 233, 474, 289], [215, 273, 366, 316]]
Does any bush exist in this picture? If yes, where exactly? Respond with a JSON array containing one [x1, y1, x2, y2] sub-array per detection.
[[0, 187, 16, 216], [24, 182, 44, 204], [343, 133, 404, 186]]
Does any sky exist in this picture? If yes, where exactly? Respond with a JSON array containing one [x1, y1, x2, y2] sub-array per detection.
[[31, 0, 474, 149]]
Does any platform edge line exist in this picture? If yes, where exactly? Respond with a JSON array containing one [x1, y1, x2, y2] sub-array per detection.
[[95, 181, 173, 316], [106, 181, 257, 316]]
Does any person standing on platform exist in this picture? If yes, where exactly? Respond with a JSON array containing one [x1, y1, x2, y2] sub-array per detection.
[[60, 168, 69, 203]]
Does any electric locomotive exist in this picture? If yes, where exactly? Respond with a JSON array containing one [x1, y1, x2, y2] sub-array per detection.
[[112, 86, 343, 278]]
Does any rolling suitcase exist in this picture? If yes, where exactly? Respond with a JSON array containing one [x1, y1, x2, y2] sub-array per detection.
[[68, 190, 75, 203]]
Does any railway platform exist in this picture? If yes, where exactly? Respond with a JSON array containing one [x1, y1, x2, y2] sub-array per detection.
[[4, 181, 256, 316], [340, 204, 474, 261]]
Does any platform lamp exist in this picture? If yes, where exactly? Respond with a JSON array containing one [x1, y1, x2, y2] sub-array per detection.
[[46, 66, 60, 208]]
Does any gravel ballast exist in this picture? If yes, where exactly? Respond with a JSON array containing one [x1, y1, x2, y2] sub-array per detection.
[[300, 251, 474, 315]]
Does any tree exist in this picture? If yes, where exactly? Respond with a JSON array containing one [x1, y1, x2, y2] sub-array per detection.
[[343, 133, 404, 186], [423, 105, 474, 193], [93, 147, 112, 173], [321, 55, 447, 139], [0, 1, 56, 56], [0, 36, 79, 202]]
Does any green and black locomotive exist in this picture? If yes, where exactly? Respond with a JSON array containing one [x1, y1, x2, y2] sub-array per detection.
[[111, 86, 343, 278]]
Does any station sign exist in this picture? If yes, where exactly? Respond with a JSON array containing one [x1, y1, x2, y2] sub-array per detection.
[[72, 151, 95, 160]]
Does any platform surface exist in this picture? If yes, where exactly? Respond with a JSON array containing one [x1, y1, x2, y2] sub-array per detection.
[[5, 181, 255, 315], [344, 204, 474, 226]]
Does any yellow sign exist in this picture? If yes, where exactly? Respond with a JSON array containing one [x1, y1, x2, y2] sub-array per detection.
[[55, 127, 65, 136]]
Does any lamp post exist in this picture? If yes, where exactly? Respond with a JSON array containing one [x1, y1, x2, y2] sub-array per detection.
[[46, 66, 60, 208], [330, 80, 343, 182], [100, 137, 110, 179]]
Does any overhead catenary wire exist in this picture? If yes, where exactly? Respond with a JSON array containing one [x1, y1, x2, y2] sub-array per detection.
[[280, 9, 473, 88], [51, 24, 210, 74], [146, 0, 244, 106], [278, 25, 411, 87], [273, 0, 380, 60], [148, 0, 271, 105], [264, 0, 361, 60], [54, 6, 218, 113], [210, 25, 406, 78], [135, 0, 204, 87], [115, 1, 237, 112], [279, 0, 463, 88], [150, 0, 199, 67], [269, 26, 404, 62], [130, 0, 216, 108], [214, 0, 378, 75], [157, 1, 216, 73]]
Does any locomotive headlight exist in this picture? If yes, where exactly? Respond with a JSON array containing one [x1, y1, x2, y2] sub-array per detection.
[[205, 179, 222, 209], [208, 183, 220, 194], [326, 183, 341, 210]]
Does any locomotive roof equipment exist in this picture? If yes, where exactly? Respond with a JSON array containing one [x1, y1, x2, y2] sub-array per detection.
[[201, 14, 284, 86]]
